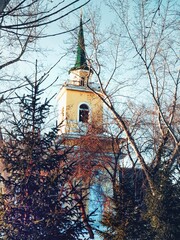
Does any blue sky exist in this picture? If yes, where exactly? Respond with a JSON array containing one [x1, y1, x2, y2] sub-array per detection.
[[19, 0, 112, 105], [1, 0, 115, 127], [6, 0, 170, 119]]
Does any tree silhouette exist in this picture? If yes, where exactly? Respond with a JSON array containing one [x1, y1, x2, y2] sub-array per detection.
[[0, 76, 88, 239]]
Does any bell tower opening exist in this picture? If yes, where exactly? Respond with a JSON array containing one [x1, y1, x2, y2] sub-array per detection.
[[79, 103, 89, 123]]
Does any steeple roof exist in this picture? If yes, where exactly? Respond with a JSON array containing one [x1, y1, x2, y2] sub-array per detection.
[[70, 14, 89, 71]]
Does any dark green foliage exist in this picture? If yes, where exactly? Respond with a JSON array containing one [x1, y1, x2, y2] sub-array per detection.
[[98, 169, 153, 240], [0, 79, 87, 239], [144, 168, 180, 240], [99, 166, 180, 240]]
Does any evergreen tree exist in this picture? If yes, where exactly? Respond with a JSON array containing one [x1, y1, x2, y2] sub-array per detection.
[[99, 167, 180, 240], [144, 167, 180, 240], [0, 78, 87, 239], [98, 169, 153, 240]]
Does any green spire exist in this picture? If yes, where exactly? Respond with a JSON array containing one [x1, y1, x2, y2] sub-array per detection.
[[71, 14, 89, 71]]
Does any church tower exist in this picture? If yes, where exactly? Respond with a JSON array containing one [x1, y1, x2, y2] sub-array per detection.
[[57, 15, 103, 135], [56, 16, 125, 238]]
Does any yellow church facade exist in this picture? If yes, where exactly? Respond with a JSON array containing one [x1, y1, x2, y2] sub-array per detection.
[[57, 14, 103, 135], [57, 82, 103, 135]]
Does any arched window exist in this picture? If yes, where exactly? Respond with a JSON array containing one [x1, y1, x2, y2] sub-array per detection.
[[79, 104, 89, 123]]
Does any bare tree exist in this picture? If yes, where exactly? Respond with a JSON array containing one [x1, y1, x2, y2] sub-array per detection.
[[67, 2, 179, 238], [0, 0, 91, 127], [0, 0, 90, 101], [85, 0, 179, 197]]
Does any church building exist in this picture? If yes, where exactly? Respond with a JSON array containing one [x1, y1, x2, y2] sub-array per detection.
[[56, 14, 122, 239]]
